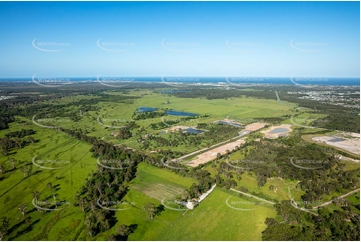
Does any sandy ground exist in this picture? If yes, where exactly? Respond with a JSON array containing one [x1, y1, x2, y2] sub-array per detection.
[[245, 122, 267, 131], [261, 124, 292, 139], [339, 156, 360, 163], [168, 125, 190, 131], [163, 125, 189, 133], [312, 135, 360, 155], [187, 139, 245, 167]]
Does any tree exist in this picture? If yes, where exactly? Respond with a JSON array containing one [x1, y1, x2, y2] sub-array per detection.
[[107, 234, 116, 241], [1, 147, 8, 156], [9, 158, 15, 170], [0, 165, 5, 174], [32, 191, 40, 201], [79, 197, 87, 212], [89, 200, 97, 212], [116, 224, 130, 239], [27, 165, 33, 177], [95, 181, 103, 196], [265, 217, 278, 226], [0, 226, 7, 241], [216, 152, 222, 160], [143, 203, 157, 220], [52, 193, 57, 208], [1, 217, 9, 231], [20, 166, 28, 178], [28, 136, 35, 144], [46, 182, 52, 190], [182, 190, 190, 200], [18, 203, 27, 216]]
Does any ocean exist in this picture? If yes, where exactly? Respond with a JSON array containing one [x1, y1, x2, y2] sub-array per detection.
[[0, 77, 359, 86]]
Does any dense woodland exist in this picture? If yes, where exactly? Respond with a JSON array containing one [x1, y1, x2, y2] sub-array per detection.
[[262, 200, 360, 240]]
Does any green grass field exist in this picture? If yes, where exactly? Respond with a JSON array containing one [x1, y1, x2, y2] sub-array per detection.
[[86, 163, 277, 241], [0, 118, 96, 240], [155, 188, 276, 241], [1, 89, 358, 240]]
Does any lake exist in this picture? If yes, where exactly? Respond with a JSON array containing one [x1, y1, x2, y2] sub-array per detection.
[[269, 128, 289, 134], [185, 128, 205, 134], [136, 106, 158, 113], [166, 110, 199, 116]]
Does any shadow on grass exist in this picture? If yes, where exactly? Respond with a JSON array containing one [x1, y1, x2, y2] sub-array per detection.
[[112, 224, 138, 241], [32, 170, 42, 176], [8, 218, 41, 240]]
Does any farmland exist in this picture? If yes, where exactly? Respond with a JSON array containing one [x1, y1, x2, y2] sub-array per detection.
[[0, 84, 359, 241]]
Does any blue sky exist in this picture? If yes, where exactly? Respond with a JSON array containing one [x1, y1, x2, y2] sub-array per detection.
[[0, 1, 359, 78]]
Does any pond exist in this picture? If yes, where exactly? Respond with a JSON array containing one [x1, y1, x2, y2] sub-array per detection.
[[269, 128, 289, 134], [166, 110, 199, 116], [185, 128, 205, 134], [136, 106, 158, 113], [328, 137, 344, 142]]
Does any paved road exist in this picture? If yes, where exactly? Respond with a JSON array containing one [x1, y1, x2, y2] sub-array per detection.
[[275, 91, 281, 102]]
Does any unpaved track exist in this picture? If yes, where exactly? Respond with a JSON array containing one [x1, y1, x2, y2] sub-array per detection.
[[230, 188, 276, 205]]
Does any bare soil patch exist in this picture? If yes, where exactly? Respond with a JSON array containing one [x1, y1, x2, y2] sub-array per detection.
[[187, 139, 245, 167], [245, 122, 267, 131], [312, 134, 360, 156]]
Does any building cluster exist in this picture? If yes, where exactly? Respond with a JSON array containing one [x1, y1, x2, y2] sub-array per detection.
[[287, 90, 360, 109]]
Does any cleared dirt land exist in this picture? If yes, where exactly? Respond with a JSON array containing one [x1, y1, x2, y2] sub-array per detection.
[[312, 132, 360, 156], [187, 139, 245, 167], [245, 122, 267, 131]]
